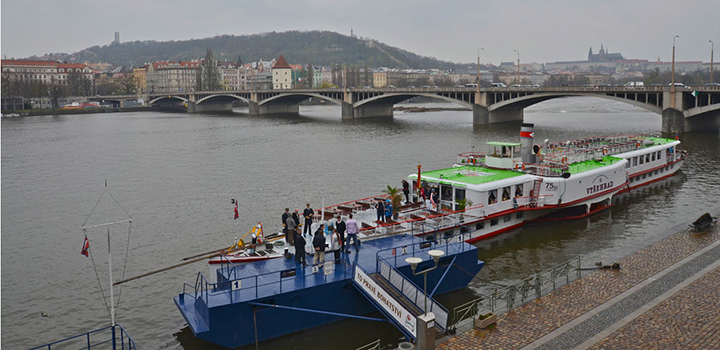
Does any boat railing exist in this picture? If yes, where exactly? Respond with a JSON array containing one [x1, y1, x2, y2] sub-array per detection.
[[27, 324, 136, 350], [362, 203, 485, 235], [194, 257, 356, 304], [375, 257, 450, 331], [374, 230, 472, 273], [456, 152, 486, 166]]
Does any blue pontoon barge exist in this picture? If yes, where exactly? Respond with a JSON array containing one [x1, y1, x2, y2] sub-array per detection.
[[175, 231, 483, 348]]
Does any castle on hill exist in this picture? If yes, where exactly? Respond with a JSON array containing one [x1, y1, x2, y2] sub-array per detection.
[[588, 44, 624, 62]]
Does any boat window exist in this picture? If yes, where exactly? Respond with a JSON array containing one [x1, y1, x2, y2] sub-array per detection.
[[476, 222, 484, 230], [657, 151, 662, 160], [515, 184, 523, 198], [490, 218, 498, 226], [646, 154, 650, 163], [632, 157, 637, 167], [504, 215, 511, 222], [626, 161, 630, 169], [488, 190, 497, 205], [455, 189, 466, 202], [639, 156, 644, 165], [652, 152, 656, 161], [441, 185, 453, 201], [502, 187, 511, 201], [516, 211, 523, 219]]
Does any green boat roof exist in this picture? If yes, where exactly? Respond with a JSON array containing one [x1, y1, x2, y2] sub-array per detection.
[[410, 165, 525, 185], [565, 156, 624, 174], [642, 137, 676, 146], [486, 142, 522, 147]]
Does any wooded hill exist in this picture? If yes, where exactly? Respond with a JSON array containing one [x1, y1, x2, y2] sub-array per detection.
[[30, 30, 470, 70]]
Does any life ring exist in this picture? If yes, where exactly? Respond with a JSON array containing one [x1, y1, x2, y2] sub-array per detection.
[[562, 156, 567, 164], [636, 142, 641, 148], [603, 148, 607, 155]]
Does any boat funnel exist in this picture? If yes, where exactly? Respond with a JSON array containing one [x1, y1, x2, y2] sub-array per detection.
[[520, 123, 534, 163]]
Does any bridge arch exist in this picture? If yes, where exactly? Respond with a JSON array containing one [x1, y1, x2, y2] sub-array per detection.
[[258, 93, 343, 106], [684, 103, 720, 118], [489, 93, 663, 114], [148, 95, 188, 106], [196, 94, 250, 105], [354, 92, 473, 109]]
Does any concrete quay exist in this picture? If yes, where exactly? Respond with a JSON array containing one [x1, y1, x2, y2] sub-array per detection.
[[439, 208, 720, 350]]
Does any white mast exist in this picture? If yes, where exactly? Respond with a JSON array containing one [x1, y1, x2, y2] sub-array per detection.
[[81, 181, 132, 327]]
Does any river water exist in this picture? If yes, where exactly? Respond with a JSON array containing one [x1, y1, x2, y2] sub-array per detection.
[[2, 97, 719, 349]]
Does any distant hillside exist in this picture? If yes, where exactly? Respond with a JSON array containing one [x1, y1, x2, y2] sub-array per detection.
[[29, 31, 470, 70]]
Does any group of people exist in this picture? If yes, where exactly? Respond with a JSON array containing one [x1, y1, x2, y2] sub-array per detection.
[[282, 204, 360, 266], [374, 199, 394, 223]]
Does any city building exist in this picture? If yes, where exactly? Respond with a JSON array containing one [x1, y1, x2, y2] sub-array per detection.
[[373, 70, 387, 87], [1, 59, 93, 87], [145, 61, 199, 93], [588, 44, 624, 62], [272, 55, 292, 89], [132, 67, 147, 92]]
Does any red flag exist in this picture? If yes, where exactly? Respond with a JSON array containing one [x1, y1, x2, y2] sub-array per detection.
[[81, 236, 90, 257], [675, 130, 679, 141], [234, 202, 239, 220]]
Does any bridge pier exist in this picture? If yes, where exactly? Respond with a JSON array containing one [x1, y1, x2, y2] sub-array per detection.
[[473, 105, 523, 125], [186, 101, 234, 113], [662, 108, 685, 134], [342, 102, 354, 119], [473, 105, 489, 124], [258, 103, 299, 115]]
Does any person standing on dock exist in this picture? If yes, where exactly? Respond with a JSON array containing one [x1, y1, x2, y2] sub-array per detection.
[[375, 199, 385, 223], [282, 208, 290, 243], [330, 226, 342, 264], [345, 213, 359, 253], [294, 227, 306, 265], [292, 208, 301, 235], [402, 180, 410, 204], [385, 199, 393, 221], [286, 210, 297, 246], [335, 215, 346, 252], [312, 227, 326, 265], [303, 203, 314, 235]]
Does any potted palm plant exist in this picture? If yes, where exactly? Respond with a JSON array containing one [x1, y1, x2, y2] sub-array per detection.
[[383, 186, 403, 220], [455, 198, 473, 222]]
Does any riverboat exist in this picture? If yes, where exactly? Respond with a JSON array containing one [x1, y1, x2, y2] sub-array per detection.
[[212, 124, 685, 264]]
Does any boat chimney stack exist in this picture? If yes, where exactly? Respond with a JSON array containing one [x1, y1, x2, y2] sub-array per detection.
[[520, 123, 534, 163]]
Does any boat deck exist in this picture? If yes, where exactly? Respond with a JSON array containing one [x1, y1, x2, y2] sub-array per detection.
[[179, 232, 473, 309]]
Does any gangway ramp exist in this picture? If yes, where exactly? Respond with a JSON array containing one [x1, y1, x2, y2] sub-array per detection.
[[353, 263, 449, 341]]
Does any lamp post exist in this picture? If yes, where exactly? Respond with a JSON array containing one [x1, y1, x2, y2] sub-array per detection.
[[513, 50, 520, 84], [710, 40, 714, 84], [477, 48, 484, 93], [671, 35, 679, 109], [405, 249, 445, 316]]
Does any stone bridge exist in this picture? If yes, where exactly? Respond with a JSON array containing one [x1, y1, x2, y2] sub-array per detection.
[[91, 86, 720, 133]]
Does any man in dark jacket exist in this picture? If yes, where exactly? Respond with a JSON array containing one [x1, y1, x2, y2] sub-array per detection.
[[303, 203, 314, 235], [375, 200, 385, 223], [312, 229, 326, 265], [282, 208, 290, 242], [294, 227, 306, 265], [334, 215, 346, 252], [292, 208, 301, 235], [402, 180, 410, 204]]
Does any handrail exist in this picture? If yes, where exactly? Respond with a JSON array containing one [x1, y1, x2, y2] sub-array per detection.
[[27, 324, 136, 350]]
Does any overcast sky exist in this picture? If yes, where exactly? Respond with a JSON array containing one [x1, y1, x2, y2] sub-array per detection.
[[2, 0, 719, 65]]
